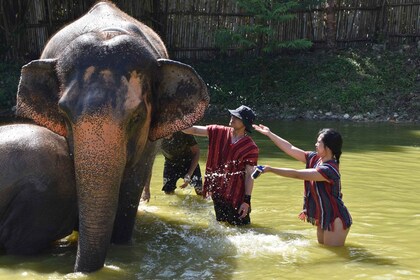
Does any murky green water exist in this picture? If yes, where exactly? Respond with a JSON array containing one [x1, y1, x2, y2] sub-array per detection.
[[1, 121, 419, 280]]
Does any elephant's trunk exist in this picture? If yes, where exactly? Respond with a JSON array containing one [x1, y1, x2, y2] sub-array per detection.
[[72, 114, 126, 273]]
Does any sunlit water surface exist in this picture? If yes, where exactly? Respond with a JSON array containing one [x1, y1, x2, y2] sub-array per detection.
[[0, 121, 419, 280]]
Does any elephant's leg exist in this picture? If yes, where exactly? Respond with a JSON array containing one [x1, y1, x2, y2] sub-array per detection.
[[111, 140, 158, 243]]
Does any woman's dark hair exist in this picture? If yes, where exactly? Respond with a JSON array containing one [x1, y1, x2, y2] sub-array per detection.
[[318, 128, 343, 163]]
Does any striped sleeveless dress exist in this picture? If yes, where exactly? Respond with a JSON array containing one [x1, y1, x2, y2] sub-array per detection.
[[303, 152, 352, 231]]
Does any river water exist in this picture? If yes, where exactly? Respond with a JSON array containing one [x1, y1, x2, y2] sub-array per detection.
[[0, 120, 419, 280]]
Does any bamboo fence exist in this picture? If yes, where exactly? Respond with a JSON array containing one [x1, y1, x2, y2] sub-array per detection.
[[0, 0, 419, 60]]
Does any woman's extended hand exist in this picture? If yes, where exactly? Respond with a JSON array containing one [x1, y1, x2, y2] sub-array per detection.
[[252, 124, 271, 135], [261, 165, 270, 173]]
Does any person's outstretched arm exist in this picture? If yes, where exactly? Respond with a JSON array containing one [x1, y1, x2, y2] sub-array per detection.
[[263, 166, 328, 182], [253, 124, 306, 163], [183, 126, 208, 137]]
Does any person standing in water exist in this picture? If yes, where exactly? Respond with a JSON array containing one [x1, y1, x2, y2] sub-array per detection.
[[141, 132, 202, 201], [183, 105, 259, 225], [253, 125, 351, 246], [161, 131, 203, 195]]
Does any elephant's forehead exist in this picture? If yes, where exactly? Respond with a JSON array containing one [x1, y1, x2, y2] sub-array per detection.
[[99, 69, 114, 85], [88, 68, 145, 104], [83, 67, 115, 84], [82, 66, 143, 83], [83, 66, 95, 82]]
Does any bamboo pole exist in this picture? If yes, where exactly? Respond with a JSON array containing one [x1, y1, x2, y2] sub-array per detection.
[[3, 0, 420, 61]]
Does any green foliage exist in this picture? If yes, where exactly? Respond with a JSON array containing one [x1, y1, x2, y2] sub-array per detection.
[[189, 49, 419, 116], [1, 50, 418, 120], [237, 0, 298, 21], [215, 0, 313, 54]]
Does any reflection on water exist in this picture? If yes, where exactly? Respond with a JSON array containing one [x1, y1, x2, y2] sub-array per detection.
[[0, 121, 419, 279]]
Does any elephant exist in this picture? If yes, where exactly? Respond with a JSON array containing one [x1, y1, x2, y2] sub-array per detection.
[[14, 1, 209, 273], [0, 124, 77, 254]]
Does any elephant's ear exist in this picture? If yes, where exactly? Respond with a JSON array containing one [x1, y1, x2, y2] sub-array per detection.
[[16, 59, 67, 136], [149, 59, 209, 141]]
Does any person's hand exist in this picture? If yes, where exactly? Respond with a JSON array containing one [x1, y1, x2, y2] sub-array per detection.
[[238, 202, 250, 218], [180, 174, 191, 189], [252, 124, 271, 135], [261, 165, 270, 173], [205, 191, 213, 199], [298, 210, 307, 221]]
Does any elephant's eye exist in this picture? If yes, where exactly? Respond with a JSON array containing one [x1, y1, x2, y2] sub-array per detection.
[[132, 111, 140, 123]]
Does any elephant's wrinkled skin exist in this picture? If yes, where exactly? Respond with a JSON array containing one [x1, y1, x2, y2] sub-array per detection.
[[0, 124, 77, 254], [14, 1, 209, 273]]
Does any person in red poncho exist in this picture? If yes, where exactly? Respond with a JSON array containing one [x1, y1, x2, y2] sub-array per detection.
[[183, 105, 259, 225]]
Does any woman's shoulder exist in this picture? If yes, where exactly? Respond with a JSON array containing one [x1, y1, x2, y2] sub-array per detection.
[[306, 151, 318, 160]]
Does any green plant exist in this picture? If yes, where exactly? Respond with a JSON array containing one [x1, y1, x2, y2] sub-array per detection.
[[215, 0, 313, 54], [189, 49, 418, 117]]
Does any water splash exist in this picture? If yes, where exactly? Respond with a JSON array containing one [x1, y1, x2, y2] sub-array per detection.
[[135, 199, 311, 279], [226, 230, 309, 256]]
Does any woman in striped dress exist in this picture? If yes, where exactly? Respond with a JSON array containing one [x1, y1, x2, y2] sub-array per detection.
[[253, 125, 352, 246]]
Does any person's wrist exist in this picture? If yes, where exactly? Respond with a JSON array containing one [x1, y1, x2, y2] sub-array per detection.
[[184, 174, 191, 182], [244, 194, 251, 204]]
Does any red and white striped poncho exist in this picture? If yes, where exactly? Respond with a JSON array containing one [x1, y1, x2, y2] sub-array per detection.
[[204, 125, 259, 207]]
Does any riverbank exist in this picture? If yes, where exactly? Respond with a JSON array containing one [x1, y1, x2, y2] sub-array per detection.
[[190, 47, 419, 124], [1, 101, 417, 125], [203, 102, 419, 123], [1, 48, 418, 124], [1, 105, 417, 125]]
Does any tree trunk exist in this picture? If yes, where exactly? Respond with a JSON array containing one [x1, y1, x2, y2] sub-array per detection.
[[325, 0, 337, 50]]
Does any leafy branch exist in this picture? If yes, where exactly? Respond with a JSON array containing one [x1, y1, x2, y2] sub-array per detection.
[[215, 0, 314, 54]]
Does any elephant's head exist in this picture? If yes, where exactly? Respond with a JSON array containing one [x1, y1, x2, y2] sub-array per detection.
[[16, 29, 208, 272]]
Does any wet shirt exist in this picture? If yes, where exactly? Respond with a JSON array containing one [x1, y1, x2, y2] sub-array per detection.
[[161, 131, 198, 162], [303, 151, 352, 231], [204, 125, 258, 207]]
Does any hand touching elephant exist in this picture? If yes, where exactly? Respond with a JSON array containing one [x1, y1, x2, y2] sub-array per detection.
[[15, 1, 209, 273], [0, 124, 77, 254]]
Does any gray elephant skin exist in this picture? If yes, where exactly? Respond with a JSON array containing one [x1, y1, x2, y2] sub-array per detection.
[[12, 1, 209, 273], [0, 124, 77, 255]]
